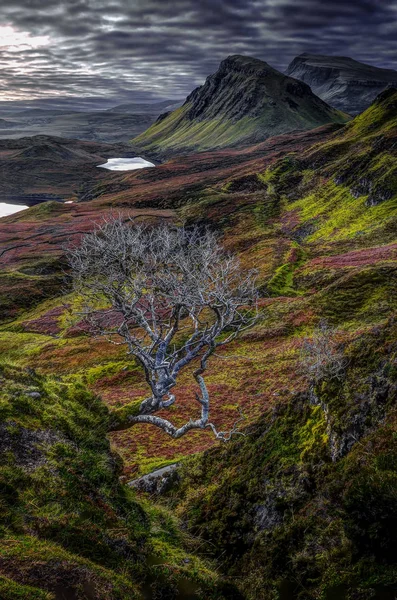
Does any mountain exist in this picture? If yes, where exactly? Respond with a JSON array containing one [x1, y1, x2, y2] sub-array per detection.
[[132, 55, 349, 155], [286, 53, 397, 114], [107, 99, 182, 114]]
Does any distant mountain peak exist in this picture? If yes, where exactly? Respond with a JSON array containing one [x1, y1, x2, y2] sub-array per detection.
[[286, 54, 397, 114], [218, 54, 274, 70]]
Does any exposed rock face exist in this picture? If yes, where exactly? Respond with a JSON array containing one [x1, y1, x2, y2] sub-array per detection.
[[184, 55, 329, 122], [128, 463, 179, 495], [133, 55, 348, 154], [286, 53, 397, 114]]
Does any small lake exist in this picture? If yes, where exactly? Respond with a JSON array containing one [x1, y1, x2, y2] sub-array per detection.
[[0, 203, 28, 217], [0, 158, 154, 217], [97, 157, 155, 171]]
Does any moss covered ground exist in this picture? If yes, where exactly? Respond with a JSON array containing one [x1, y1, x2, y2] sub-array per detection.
[[165, 319, 397, 599]]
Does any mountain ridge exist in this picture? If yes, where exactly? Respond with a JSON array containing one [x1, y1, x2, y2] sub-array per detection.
[[286, 53, 397, 114]]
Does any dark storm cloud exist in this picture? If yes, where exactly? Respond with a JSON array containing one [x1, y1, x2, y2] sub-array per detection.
[[0, 0, 396, 103]]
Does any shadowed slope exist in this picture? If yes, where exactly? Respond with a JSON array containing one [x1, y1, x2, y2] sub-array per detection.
[[287, 53, 397, 114]]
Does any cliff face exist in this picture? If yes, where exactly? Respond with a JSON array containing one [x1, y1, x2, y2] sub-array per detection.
[[286, 53, 397, 114], [184, 55, 336, 122], [132, 55, 348, 155]]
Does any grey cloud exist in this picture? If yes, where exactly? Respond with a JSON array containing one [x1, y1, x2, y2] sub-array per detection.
[[0, 0, 395, 104]]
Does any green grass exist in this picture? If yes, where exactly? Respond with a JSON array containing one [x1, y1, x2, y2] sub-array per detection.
[[288, 179, 397, 243], [0, 363, 236, 599], [168, 320, 397, 599]]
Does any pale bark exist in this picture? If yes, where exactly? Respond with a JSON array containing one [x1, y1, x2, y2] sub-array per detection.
[[67, 217, 257, 440]]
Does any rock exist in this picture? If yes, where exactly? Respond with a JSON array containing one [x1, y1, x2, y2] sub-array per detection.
[[0, 422, 65, 472], [26, 391, 42, 399], [366, 187, 394, 206], [253, 497, 283, 532], [128, 463, 179, 495]]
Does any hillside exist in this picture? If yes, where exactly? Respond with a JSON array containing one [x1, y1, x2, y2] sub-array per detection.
[[132, 55, 348, 155], [0, 89, 396, 598], [0, 364, 237, 599], [287, 53, 397, 114], [0, 135, 134, 202]]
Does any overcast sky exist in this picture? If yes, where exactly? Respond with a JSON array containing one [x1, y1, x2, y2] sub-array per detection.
[[0, 0, 396, 106]]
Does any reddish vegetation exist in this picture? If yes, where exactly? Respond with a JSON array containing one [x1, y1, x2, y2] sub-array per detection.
[[0, 206, 176, 271], [0, 125, 336, 272], [22, 305, 68, 335], [304, 243, 397, 270], [1, 118, 396, 474]]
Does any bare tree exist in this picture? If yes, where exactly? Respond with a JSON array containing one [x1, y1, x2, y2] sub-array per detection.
[[300, 321, 348, 385], [67, 217, 257, 441]]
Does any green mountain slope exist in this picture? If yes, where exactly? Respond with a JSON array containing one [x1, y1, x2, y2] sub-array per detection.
[[132, 55, 349, 154], [159, 87, 397, 599]]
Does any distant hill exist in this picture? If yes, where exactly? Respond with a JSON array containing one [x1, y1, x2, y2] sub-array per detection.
[[0, 118, 17, 128], [286, 53, 397, 114], [7, 108, 75, 117], [0, 135, 132, 201], [107, 99, 182, 114], [0, 101, 182, 143], [132, 55, 348, 155]]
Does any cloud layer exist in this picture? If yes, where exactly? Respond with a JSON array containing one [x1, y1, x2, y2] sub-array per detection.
[[0, 0, 396, 104]]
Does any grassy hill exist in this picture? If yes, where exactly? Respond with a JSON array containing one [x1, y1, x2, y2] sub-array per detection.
[[0, 89, 396, 598]]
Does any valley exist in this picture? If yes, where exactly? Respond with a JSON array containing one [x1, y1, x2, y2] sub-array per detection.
[[0, 135, 158, 205], [0, 99, 182, 143]]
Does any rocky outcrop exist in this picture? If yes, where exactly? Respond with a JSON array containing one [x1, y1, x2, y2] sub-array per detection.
[[128, 463, 179, 495], [184, 55, 330, 122], [286, 53, 397, 114], [0, 422, 66, 472]]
